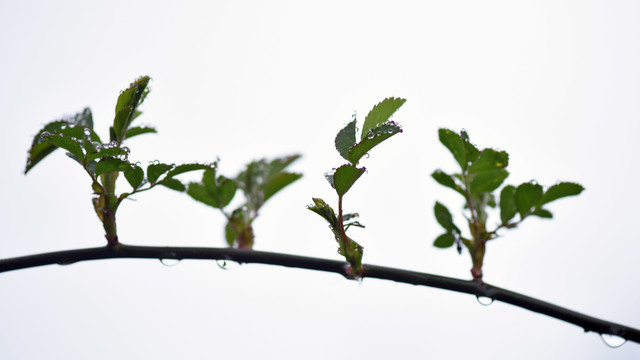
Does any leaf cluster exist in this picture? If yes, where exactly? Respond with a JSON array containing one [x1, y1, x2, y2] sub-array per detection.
[[186, 155, 302, 249], [308, 97, 405, 276], [432, 128, 584, 280]]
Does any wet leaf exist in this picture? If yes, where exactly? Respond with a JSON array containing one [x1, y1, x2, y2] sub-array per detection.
[[439, 128, 466, 170], [499, 185, 517, 224], [147, 163, 173, 184], [335, 119, 357, 161], [124, 126, 157, 140], [95, 157, 129, 176], [124, 165, 144, 189], [361, 97, 406, 141], [187, 183, 219, 208], [468, 149, 508, 173], [307, 197, 339, 229], [348, 122, 402, 165], [434, 233, 455, 248], [113, 76, 150, 141], [333, 164, 365, 197], [166, 163, 213, 178], [86, 147, 128, 162], [539, 182, 584, 206], [43, 134, 85, 162], [516, 182, 544, 217]]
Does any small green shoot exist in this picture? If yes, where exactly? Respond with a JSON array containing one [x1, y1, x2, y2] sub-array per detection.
[[432, 128, 584, 281], [186, 155, 302, 249], [25, 76, 213, 247], [308, 97, 405, 277]]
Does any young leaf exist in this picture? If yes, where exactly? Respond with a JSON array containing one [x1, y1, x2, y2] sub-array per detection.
[[124, 126, 157, 140], [360, 97, 406, 141], [348, 122, 402, 165], [113, 76, 151, 141], [307, 197, 339, 229], [516, 182, 544, 217], [95, 158, 130, 176], [431, 170, 465, 196], [469, 169, 509, 194], [539, 182, 584, 206], [438, 129, 466, 170], [264, 172, 302, 203], [335, 119, 357, 161], [434, 202, 458, 233], [333, 164, 365, 197], [124, 165, 144, 189], [434, 233, 455, 248], [499, 185, 517, 224], [43, 134, 85, 162], [147, 163, 173, 184]]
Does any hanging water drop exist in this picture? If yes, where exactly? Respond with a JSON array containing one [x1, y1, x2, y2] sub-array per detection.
[[476, 295, 494, 306], [159, 258, 181, 267], [83, 128, 91, 136], [601, 334, 626, 348], [40, 132, 52, 139]]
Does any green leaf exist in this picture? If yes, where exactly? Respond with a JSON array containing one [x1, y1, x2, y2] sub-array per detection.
[[431, 170, 465, 196], [225, 221, 236, 247], [95, 158, 130, 176], [159, 178, 186, 191], [43, 134, 85, 162], [438, 129, 466, 170], [187, 183, 219, 208], [147, 163, 173, 184], [333, 164, 365, 197], [124, 165, 144, 189], [113, 106, 134, 140], [335, 119, 357, 161], [499, 185, 517, 224], [166, 163, 214, 178], [516, 182, 544, 217], [264, 172, 302, 203], [113, 76, 151, 141], [469, 169, 509, 194], [468, 149, 508, 174], [265, 155, 300, 183], [434, 233, 455, 248], [539, 182, 584, 206], [348, 122, 403, 165], [86, 147, 128, 162], [124, 126, 157, 140], [307, 197, 339, 229], [434, 202, 458, 232], [532, 208, 553, 218], [361, 97, 406, 141], [201, 168, 237, 208]]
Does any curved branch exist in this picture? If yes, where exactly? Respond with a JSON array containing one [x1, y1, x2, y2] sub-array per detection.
[[1, 244, 638, 345]]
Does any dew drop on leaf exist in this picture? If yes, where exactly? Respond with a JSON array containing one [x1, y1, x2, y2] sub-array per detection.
[[601, 334, 626, 348], [476, 295, 494, 306]]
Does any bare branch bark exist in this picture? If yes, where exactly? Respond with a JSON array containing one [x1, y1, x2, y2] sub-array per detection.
[[1, 244, 638, 344]]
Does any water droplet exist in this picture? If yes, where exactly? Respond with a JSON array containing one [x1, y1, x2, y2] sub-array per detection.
[[83, 128, 91, 136], [109, 141, 117, 147], [159, 258, 180, 267], [121, 147, 130, 155], [601, 334, 626, 348], [366, 131, 375, 139], [476, 295, 494, 306], [216, 259, 240, 270], [40, 132, 52, 139], [57, 259, 76, 266]]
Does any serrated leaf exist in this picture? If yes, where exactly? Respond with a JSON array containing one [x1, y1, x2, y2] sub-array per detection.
[[468, 149, 509, 174], [86, 147, 128, 162], [124, 126, 157, 140], [147, 163, 173, 184], [539, 182, 584, 206], [499, 185, 517, 224], [333, 164, 365, 197], [187, 183, 220, 208], [113, 76, 151, 141], [335, 119, 357, 160], [516, 182, 544, 217], [439, 129, 466, 170], [532, 208, 553, 218], [43, 134, 85, 162], [124, 165, 144, 189], [348, 122, 402, 165], [434, 233, 455, 248], [264, 172, 302, 203], [113, 106, 134, 140], [470, 169, 509, 194], [160, 178, 186, 191], [432, 170, 465, 196], [307, 197, 339, 229], [434, 202, 458, 233], [361, 97, 406, 141], [95, 157, 130, 176], [166, 163, 214, 178]]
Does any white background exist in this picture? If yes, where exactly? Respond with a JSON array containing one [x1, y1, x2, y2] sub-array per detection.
[[1, 1, 639, 359]]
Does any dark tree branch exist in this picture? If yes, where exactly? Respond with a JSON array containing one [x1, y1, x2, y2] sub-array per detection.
[[1, 244, 638, 345]]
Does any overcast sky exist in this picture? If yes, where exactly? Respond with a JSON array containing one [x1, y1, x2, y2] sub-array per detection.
[[1, 1, 639, 359]]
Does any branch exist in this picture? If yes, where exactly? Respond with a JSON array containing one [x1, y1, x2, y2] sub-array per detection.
[[1, 244, 638, 345]]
